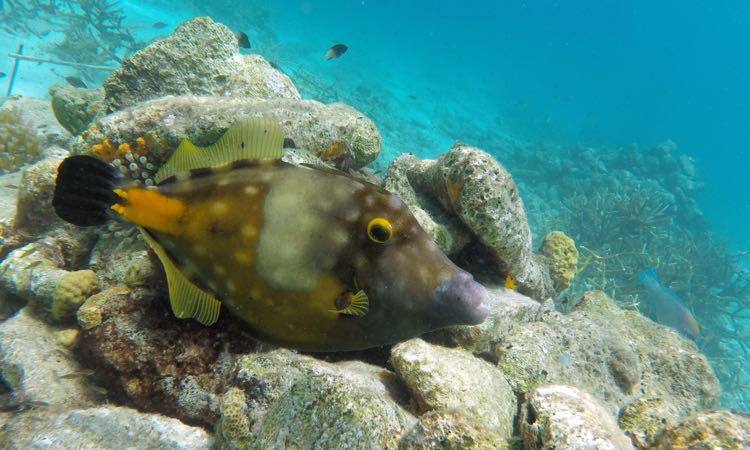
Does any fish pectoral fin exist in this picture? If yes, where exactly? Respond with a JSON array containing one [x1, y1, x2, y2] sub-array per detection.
[[140, 228, 221, 325], [329, 290, 369, 317], [154, 117, 284, 183]]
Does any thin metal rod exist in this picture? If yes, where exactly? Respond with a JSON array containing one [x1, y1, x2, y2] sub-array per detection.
[[7, 53, 117, 71], [6, 44, 23, 97]]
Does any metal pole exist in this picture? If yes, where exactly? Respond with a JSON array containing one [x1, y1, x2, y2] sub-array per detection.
[[5, 43, 23, 97], [6, 53, 117, 72]]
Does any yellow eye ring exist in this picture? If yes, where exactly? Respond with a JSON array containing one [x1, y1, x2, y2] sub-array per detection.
[[367, 217, 393, 243]]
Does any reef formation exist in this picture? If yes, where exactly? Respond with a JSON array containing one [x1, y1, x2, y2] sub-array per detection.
[[0, 16, 746, 449]]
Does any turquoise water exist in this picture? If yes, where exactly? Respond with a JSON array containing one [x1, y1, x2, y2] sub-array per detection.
[[1, 0, 748, 413]]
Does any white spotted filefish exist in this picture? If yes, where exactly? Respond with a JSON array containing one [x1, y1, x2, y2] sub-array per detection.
[[53, 118, 490, 351]]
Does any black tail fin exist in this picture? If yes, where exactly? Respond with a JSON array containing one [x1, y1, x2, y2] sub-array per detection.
[[53, 155, 123, 226]]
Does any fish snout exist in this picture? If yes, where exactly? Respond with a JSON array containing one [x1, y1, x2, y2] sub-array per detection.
[[432, 271, 490, 326]]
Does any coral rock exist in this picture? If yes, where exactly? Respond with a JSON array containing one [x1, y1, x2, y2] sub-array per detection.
[[462, 290, 718, 442], [390, 338, 516, 441], [399, 410, 509, 449], [13, 153, 67, 236], [0, 107, 42, 174], [384, 144, 555, 300], [254, 369, 415, 449], [103, 17, 299, 112], [0, 234, 97, 319], [51, 270, 98, 322], [76, 95, 381, 170], [0, 406, 213, 449], [49, 84, 105, 136], [520, 384, 634, 450], [218, 387, 251, 444], [539, 230, 579, 291], [0, 96, 71, 149], [0, 308, 96, 408], [655, 409, 750, 449]]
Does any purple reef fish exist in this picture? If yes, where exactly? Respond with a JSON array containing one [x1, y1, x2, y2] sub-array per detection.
[[638, 268, 701, 342]]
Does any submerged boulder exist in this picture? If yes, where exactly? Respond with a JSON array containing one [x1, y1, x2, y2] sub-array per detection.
[[385, 144, 555, 300], [74, 95, 381, 170], [0, 405, 212, 449], [103, 17, 299, 113]]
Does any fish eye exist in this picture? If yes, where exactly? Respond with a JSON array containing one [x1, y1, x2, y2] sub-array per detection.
[[367, 217, 393, 243]]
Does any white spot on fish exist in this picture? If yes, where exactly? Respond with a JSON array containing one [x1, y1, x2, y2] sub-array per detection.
[[234, 251, 251, 263], [210, 201, 229, 216], [176, 171, 190, 182], [364, 195, 376, 207], [330, 227, 350, 247], [241, 224, 257, 238], [343, 206, 360, 222], [244, 185, 259, 195]]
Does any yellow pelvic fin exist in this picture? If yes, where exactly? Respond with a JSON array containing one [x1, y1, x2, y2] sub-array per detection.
[[330, 290, 369, 316], [111, 188, 184, 235], [140, 229, 221, 326], [154, 117, 285, 183]]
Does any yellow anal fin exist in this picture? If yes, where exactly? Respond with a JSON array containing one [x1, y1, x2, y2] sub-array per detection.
[[330, 290, 369, 317], [154, 117, 285, 184], [140, 228, 221, 325], [111, 188, 184, 235]]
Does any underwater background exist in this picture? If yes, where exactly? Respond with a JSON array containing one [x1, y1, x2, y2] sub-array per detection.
[[1, 0, 749, 440]]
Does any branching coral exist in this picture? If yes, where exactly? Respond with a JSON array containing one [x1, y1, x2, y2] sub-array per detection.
[[504, 139, 750, 410], [1, 0, 144, 80], [0, 108, 42, 173]]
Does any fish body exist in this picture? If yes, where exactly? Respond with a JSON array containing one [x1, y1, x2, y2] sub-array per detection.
[[153, 21, 168, 29], [324, 44, 348, 60], [0, 72, 6, 79], [53, 118, 489, 351], [64, 76, 87, 88], [638, 268, 700, 341], [236, 31, 251, 49]]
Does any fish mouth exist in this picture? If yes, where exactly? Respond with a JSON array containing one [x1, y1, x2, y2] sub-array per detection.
[[432, 271, 490, 326]]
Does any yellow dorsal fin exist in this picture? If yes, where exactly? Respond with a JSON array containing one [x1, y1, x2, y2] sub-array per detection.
[[139, 228, 221, 325], [154, 117, 284, 184]]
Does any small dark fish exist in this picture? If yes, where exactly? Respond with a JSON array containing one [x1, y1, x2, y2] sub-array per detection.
[[0, 400, 49, 412], [324, 43, 348, 60], [282, 137, 297, 149], [64, 76, 87, 88], [0, 72, 6, 79], [59, 369, 96, 379], [153, 21, 168, 29], [236, 31, 251, 49]]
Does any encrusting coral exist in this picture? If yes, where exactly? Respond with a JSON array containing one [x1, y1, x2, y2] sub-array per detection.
[[539, 230, 579, 292], [0, 108, 42, 173]]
